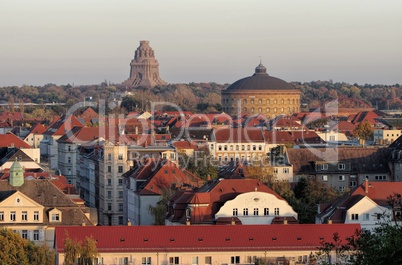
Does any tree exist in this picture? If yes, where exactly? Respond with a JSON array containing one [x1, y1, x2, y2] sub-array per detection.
[[315, 232, 352, 265], [148, 188, 176, 225], [353, 121, 374, 146], [178, 148, 218, 180], [64, 232, 99, 265], [0, 228, 54, 265]]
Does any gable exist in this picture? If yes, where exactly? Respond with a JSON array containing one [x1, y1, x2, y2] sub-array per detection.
[[348, 196, 388, 214], [0, 190, 44, 209]]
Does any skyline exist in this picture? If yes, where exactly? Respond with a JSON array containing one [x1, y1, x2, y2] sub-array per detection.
[[1, 0, 402, 87]]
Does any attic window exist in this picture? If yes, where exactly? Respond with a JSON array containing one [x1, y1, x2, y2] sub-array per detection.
[[143, 238, 148, 242], [120, 238, 125, 242], [297, 237, 302, 241], [170, 238, 175, 242], [319, 237, 324, 240], [198, 238, 203, 242], [225, 237, 230, 241], [254, 198, 259, 202], [249, 237, 254, 241], [272, 237, 277, 241]]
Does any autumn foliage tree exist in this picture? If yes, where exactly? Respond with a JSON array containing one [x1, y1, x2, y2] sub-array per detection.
[[64, 232, 99, 265], [0, 228, 55, 265], [353, 120, 374, 145]]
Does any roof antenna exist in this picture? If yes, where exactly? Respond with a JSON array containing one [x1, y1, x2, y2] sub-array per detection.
[[259, 56, 262, 65]]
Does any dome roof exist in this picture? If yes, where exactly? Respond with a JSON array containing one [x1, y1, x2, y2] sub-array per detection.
[[225, 63, 295, 91]]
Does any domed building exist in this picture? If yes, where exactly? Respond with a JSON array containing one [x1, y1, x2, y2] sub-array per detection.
[[221, 63, 301, 118]]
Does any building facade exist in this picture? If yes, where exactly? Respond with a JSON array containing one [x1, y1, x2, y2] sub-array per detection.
[[221, 63, 301, 117]]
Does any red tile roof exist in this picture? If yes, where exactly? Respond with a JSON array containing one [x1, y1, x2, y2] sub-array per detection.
[[27, 123, 47, 135], [43, 115, 84, 136], [0, 133, 31, 148], [264, 131, 295, 144], [55, 224, 360, 253]]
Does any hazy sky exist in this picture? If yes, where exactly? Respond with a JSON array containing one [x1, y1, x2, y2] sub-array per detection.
[[1, 0, 401, 86]]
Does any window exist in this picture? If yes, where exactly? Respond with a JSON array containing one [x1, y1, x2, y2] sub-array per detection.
[[258, 99, 262, 104], [266, 107, 270, 113], [22, 211, 27, 221], [205, 256, 212, 265], [233, 208, 238, 216], [10, 211, 16, 221], [254, 208, 259, 216], [243, 208, 248, 216], [107, 179, 112, 186], [231, 256, 240, 264], [0, 212, 3, 221], [363, 213, 370, 221], [52, 213, 60, 221], [321, 164, 328, 170], [322, 175, 328, 181], [375, 175, 387, 180], [33, 230, 39, 241], [243, 99, 247, 104], [68, 145, 71, 151], [22, 230, 28, 239], [230, 145, 233, 151], [119, 203, 123, 211], [34, 211, 39, 221], [192, 256, 199, 265], [252, 145, 256, 151], [142, 257, 151, 265], [339, 175, 345, 181], [119, 191, 123, 198], [251, 99, 254, 104], [283, 168, 289, 173], [224, 145, 228, 151], [67, 157, 71, 163], [247, 145, 250, 151], [258, 145, 262, 151], [274, 208, 279, 215], [246, 256, 257, 264], [108, 203, 112, 211], [264, 208, 269, 216], [218, 145, 222, 151], [118, 179, 123, 186], [350, 181, 357, 187], [118, 166, 124, 173], [235, 145, 239, 151], [251, 107, 255, 113], [108, 154, 112, 160], [107, 191, 112, 199], [338, 164, 345, 170], [107, 166, 111, 173], [118, 154, 123, 160], [351, 214, 359, 220], [118, 216, 123, 225], [339, 186, 345, 192], [281, 99, 284, 104], [169, 257, 180, 265], [273, 168, 278, 174]]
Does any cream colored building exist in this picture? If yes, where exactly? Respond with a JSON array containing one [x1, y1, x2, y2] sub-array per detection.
[[221, 63, 301, 118], [215, 191, 297, 224], [55, 224, 360, 265], [0, 159, 95, 248], [374, 129, 402, 144]]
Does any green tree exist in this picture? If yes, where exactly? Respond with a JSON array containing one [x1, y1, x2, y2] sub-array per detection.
[[178, 148, 218, 180], [148, 188, 176, 225]]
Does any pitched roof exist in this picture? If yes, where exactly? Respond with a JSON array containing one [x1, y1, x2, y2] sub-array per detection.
[[287, 147, 391, 174], [0, 133, 31, 148], [168, 179, 282, 224], [27, 123, 47, 135], [55, 224, 360, 253], [214, 128, 264, 143], [43, 115, 84, 136], [0, 179, 94, 226], [264, 131, 295, 145]]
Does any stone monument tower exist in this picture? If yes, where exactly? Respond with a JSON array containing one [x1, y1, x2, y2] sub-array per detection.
[[122, 40, 167, 88]]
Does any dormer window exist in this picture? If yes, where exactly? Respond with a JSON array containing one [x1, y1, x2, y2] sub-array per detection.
[[338, 164, 345, 170], [321, 164, 328, 170], [52, 213, 60, 221]]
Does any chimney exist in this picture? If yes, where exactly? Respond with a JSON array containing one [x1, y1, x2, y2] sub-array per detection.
[[283, 217, 288, 225], [231, 217, 236, 226], [365, 178, 369, 194], [82, 220, 86, 226], [328, 219, 332, 225], [186, 218, 190, 226], [127, 219, 132, 226]]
